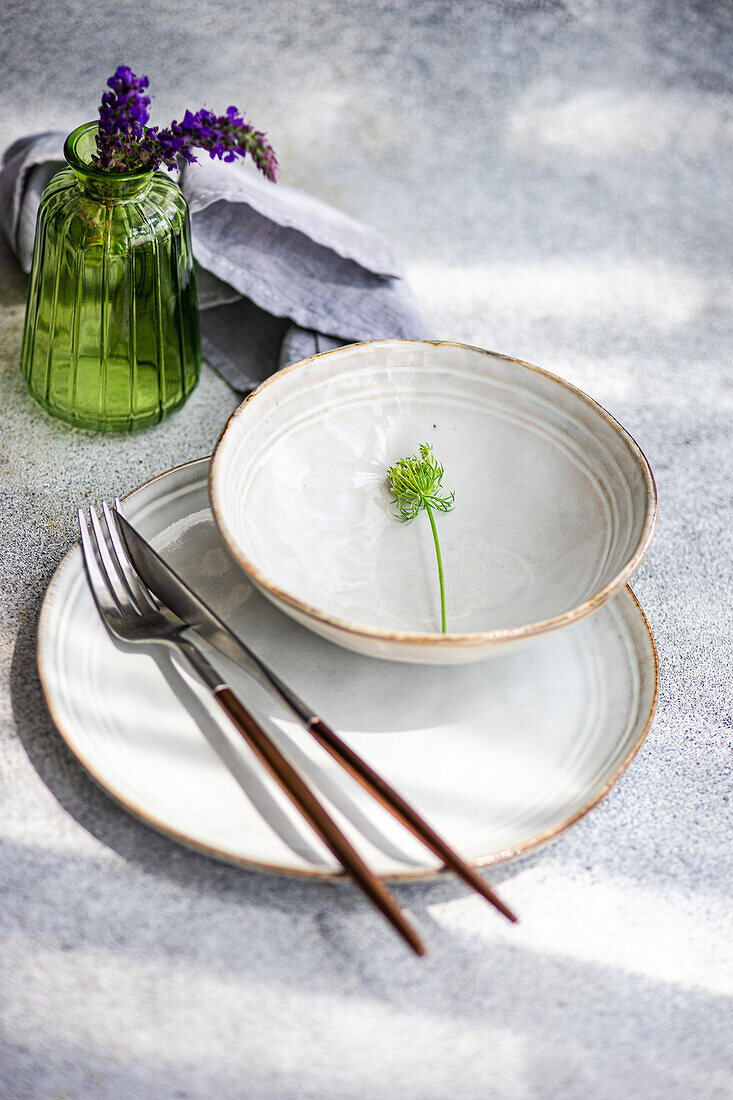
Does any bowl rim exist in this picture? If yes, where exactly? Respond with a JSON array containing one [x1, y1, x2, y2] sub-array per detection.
[[209, 339, 658, 650]]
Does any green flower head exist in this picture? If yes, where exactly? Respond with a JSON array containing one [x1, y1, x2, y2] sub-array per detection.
[[386, 443, 455, 524]]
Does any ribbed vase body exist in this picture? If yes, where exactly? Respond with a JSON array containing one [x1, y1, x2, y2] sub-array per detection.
[[20, 122, 201, 431]]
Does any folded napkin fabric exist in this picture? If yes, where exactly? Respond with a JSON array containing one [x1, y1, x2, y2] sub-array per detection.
[[0, 132, 433, 391]]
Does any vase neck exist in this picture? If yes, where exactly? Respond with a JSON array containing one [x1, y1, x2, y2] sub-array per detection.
[[64, 121, 155, 204], [72, 170, 154, 203]]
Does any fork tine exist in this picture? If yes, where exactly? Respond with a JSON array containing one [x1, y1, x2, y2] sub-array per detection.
[[78, 509, 120, 621], [89, 505, 135, 613], [103, 501, 158, 611]]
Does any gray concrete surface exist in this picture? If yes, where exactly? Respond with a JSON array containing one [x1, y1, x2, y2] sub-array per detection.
[[1, 2, 732, 1097]]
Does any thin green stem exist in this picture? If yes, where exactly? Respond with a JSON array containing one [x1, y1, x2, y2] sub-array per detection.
[[425, 504, 447, 633]]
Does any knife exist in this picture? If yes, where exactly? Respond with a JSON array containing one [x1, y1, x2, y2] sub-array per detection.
[[113, 504, 517, 923]]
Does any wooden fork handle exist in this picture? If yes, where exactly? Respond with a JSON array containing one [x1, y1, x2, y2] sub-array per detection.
[[214, 688, 426, 957]]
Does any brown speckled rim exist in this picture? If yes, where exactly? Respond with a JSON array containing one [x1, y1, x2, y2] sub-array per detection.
[[37, 456, 659, 882], [209, 339, 658, 652]]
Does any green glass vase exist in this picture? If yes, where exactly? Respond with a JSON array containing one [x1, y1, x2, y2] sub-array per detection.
[[20, 122, 201, 430]]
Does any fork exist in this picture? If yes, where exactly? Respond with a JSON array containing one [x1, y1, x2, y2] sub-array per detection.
[[79, 503, 426, 957]]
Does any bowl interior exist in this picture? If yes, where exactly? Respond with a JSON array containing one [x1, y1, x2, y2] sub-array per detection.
[[212, 342, 653, 638]]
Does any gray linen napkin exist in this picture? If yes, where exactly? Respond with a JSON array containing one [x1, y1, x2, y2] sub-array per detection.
[[0, 132, 433, 391]]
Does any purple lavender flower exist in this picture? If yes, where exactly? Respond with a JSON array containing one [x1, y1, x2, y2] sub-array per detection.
[[91, 67, 278, 182], [155, 106, 278, 180], [93, 66, 152, 170]]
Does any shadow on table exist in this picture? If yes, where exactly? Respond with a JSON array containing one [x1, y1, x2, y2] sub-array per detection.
[[8, 599, 733, 1099]]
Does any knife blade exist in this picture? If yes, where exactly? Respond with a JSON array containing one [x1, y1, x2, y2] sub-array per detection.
[[113, 507, 316, 726]]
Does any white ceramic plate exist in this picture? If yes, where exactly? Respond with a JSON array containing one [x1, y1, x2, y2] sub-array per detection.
[[38, 458, 658, 880], [210, 340, 657, 663]]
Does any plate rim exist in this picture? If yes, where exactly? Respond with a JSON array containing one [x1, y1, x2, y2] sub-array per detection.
[[209, 338, 658, 652], [37, 455, 660, 882]]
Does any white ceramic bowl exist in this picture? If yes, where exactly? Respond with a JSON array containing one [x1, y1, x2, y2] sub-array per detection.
[[210, 340, 656, 664]]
